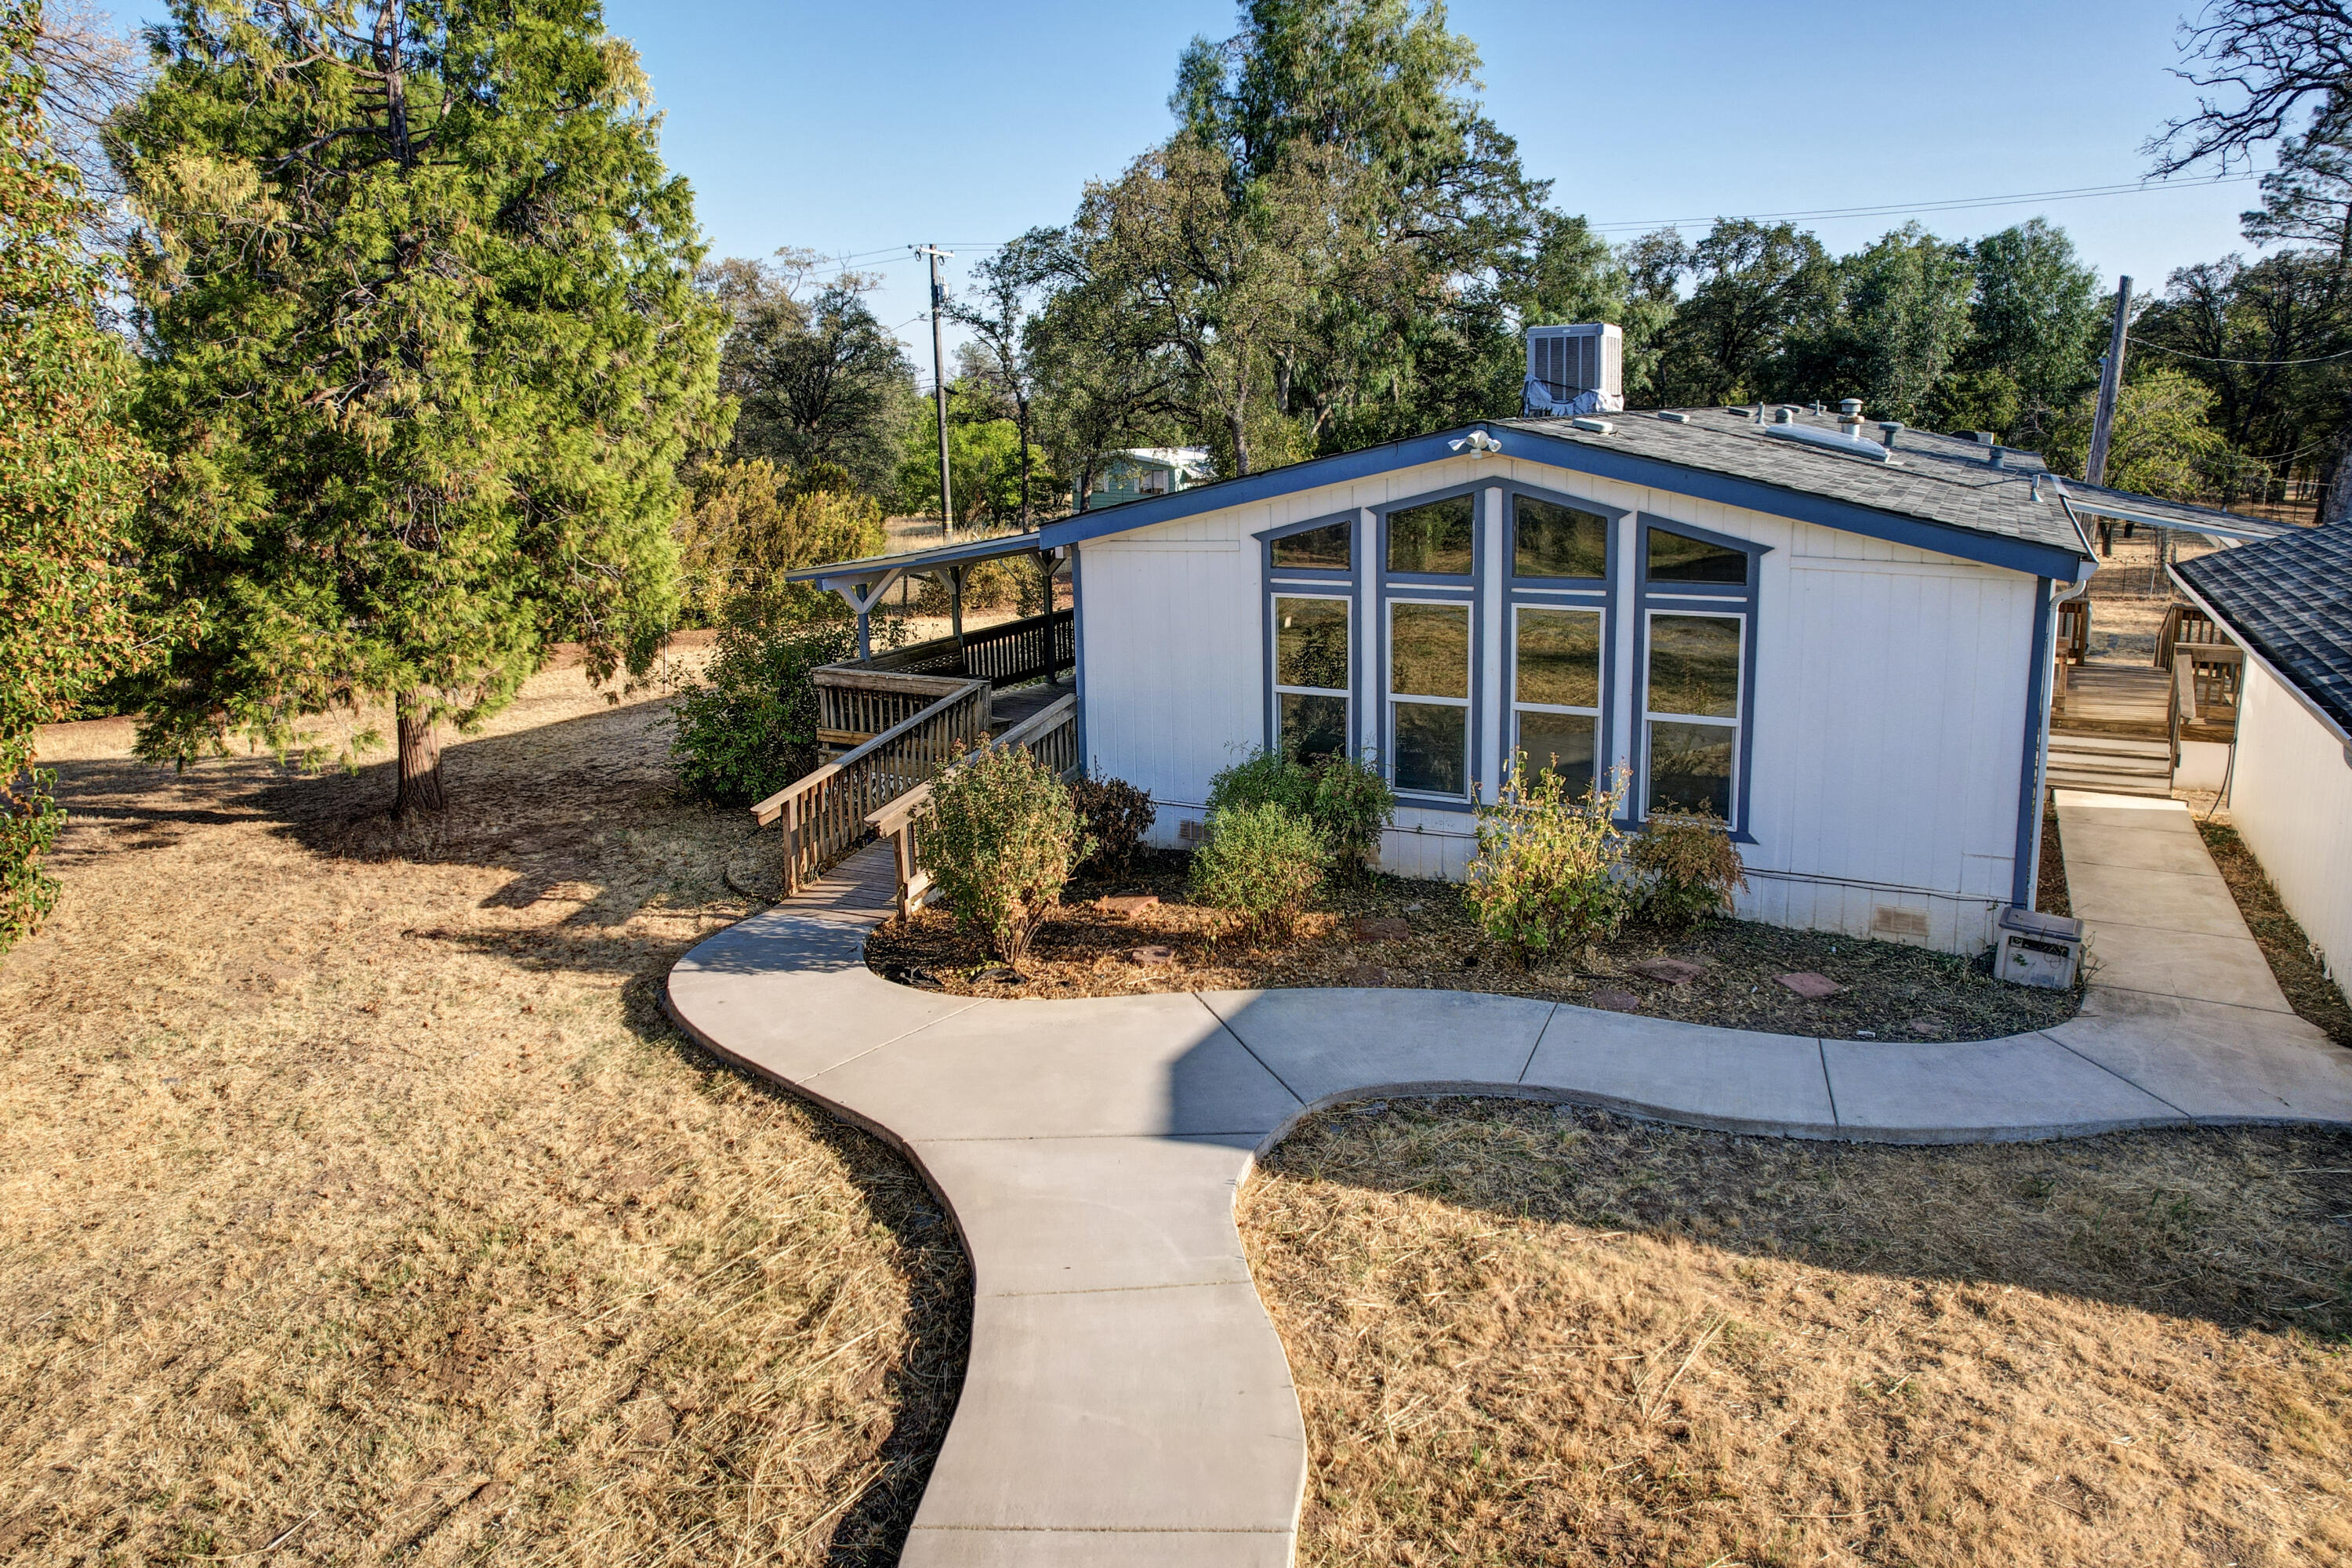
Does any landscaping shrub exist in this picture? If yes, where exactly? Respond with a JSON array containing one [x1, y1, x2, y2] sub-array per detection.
[[1205, 746, 1393, 877], [1308, 752, 1395, 878], [921, 742, 1091, 965], [1189, 800, 1329, 940], [1069, 770, 1156, 875], [668, 610, 853, 804], [1631, 808, 1748, 928], [1206, 746, 1317, 819], [1465, 754, 1632, 963]]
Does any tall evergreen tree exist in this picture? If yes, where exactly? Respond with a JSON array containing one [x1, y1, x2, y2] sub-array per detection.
[[118, 0, 724, 814], [0, 0, 147, 951]]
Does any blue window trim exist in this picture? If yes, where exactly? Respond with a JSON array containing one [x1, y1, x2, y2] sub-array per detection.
[[2012, 578, 2056, 909], [1375, 483, 1487, 811], [1040, 423, 2087, 581], [1632, 512, 1766, 836]]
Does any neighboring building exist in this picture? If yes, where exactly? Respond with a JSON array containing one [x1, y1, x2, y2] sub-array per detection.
[[2173, 525, 2352, 1006], [1079, 448, 1215, 511]]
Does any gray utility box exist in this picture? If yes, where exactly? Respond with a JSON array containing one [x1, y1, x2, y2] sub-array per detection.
[[1996, 907, 2085, 990]]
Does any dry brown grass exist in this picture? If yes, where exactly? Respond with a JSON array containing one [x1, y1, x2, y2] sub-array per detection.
[[0, 665, 967, 1563], [2198, 817, 2352, 1047], [1243, 1098, 2352, 1567], [867, 854, 2078, 1044]]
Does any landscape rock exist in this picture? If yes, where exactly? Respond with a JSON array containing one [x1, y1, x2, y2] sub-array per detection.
[[1585, 987, 1642, 1012], [1776, 971, 1846, 1000], [1129, 946, 1176, 967], [1631, 957, 1708, 986], [1352, 916, 1413, 943], [1095, 894, 1160, 918]]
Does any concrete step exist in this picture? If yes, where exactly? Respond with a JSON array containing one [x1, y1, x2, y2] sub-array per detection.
[[2046, 766, 2173, 797]]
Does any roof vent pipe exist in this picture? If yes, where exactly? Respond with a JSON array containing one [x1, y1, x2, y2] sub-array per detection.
[[1774, 406, 1796, 424], [1878, 420, 1904, 447], [1837, 398, 1865, 438], [1989, 446, 2005, 468]]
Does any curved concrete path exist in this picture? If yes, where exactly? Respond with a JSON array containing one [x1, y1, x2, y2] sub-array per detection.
[[665, 826, 2352, 1566]]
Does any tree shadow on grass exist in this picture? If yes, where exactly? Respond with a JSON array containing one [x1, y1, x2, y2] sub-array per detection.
[[1261, 1094, 2352, 1338], [38, 703, 967, 1566]]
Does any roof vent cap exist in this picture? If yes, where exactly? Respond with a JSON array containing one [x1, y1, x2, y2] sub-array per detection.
[[1878, 420, 1904, 448], [1658, 410, 1691, 423], [1838, 398, 1864, 417], [1773, 406, 1796, 424]]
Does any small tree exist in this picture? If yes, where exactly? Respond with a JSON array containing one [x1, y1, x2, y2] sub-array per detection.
[[921, 742, 1090, 966], [1189, 800, 1327, 942], [1465, 756, 1632, 964], [0, 2, 148, 953]]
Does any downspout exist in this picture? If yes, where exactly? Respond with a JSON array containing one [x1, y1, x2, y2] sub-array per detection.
[[2014, 490, 2098, 910]]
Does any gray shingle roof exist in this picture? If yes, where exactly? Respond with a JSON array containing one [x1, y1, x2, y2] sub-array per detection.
[[1508, 407, 2120, 556], [2174, 522, 2352, 736]]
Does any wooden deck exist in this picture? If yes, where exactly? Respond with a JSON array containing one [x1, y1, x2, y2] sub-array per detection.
[[990, 678, 1076, 734], [2053, 660, 2236, 743]]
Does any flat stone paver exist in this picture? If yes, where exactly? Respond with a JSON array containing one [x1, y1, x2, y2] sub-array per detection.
[[664, 837, 2352, 1566]]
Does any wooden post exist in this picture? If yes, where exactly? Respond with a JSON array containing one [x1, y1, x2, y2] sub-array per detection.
[[950, 565, 966, 646], [2085, 275, 2131, 487]]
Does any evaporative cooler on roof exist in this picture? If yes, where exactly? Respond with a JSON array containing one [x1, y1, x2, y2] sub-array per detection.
[[1523, 323, 1624, 418]]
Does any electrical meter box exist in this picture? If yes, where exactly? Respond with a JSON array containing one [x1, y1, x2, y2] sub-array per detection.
[[1996, 906, 2085, 990]]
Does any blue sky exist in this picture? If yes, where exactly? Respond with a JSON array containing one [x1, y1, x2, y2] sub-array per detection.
[[127, 2, 2281, 382]]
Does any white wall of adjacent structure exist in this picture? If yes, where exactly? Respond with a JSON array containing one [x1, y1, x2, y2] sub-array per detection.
[[1073, 451, 2042, 953], [2229, 660, 2352, 1006]]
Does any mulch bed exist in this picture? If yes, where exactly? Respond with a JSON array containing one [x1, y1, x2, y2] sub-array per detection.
[[2198, 818, 2352, 1045], [865, 851, 2081, 1043]]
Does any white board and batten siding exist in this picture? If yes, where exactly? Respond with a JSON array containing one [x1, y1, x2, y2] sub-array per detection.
[[1074, 452, 2042, 954], [2230, 661, 2352, 1007]]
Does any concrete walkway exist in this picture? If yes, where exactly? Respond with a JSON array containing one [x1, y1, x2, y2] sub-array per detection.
[[665, 832, 2352, 1567]]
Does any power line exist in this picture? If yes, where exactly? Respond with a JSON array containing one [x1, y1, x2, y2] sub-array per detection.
[[1581, 173, 2261, 235], [2133, 336, 2352, 368]]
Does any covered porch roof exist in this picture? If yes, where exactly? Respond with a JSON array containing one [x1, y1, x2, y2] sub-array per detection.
[[785, 529, 1061, 596]]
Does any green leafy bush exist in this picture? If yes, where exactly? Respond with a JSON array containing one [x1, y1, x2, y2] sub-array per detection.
[[1069, 770, 1156, 875], [668, 612, 853, 804], [1308, 752, 1395, 877], [1205, 746, 1392, 877], [1465, 755, 1632, 963], [1206, 747, 1316, 819], [1189, 800, 1328, 940], [922, 742, 1091, 965], [1630, 808, 1748, 928]]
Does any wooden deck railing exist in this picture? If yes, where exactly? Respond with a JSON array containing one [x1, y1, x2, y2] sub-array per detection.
[[866, 607, 1075, 689], [814, 667, 977, 755], [865, 693, 1081, 920], [753, 676, 992, 895]]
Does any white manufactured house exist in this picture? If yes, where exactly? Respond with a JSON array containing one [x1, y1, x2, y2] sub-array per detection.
[[786, 325, 2289, 956], [2175, 525, 2352, 1006]]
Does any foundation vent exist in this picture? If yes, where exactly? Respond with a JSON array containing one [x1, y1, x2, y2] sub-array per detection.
[[1178, 818, 1206, 845], [1870, 906, 1931, 942]]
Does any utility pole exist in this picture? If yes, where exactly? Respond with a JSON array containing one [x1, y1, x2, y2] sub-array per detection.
[[2085, 274, 2132, 488], [914, 244, 955, 541]]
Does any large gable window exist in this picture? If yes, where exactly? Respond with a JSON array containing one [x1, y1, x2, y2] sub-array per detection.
[[1272, 520, 1350, 569], [1514, 496, 1610, 579], [1388, 601, 1470, 796], [1644, 612, 1743, 818], [1273, 594, 1350, 764], [1647, 526, 1748, 584], [1514, 606, 1602, 793], [1388, 495, 1475, 575]]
